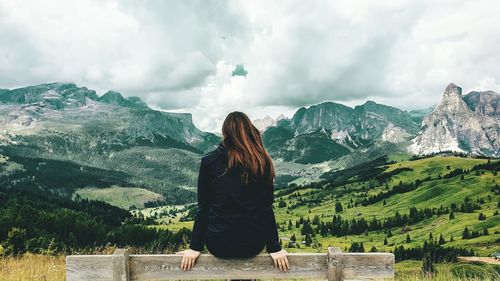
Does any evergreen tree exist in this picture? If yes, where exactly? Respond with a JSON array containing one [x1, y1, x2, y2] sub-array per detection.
[[449, 211, 455, 219], [406, 234, 411, 243], [478, 213, 486, 220], [384, 237, 388, 245], [422, 253, 436, 276], [438, 234, 446, 245], [462, 227, 470, 239], [428, 232, 433, 241], [450, 235, 454, 242], [335, 201, 343, 213]]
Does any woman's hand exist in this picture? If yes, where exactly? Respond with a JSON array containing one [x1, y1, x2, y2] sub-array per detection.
[[269, 249, 290, 272], [176, 249, 201, 271]]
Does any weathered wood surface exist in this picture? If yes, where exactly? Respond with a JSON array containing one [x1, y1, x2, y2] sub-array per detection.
[[113, 249, 130, 281], [66, 247, 395, 281], [327, 247, 343, 281]]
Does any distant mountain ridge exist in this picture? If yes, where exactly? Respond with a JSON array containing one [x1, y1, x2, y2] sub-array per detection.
[[262, 100, 420, 164], [263, 83, 499, 164], [0, 82, 220, 203], [253, 114, 286, 131], [0, 82, 218, 153]]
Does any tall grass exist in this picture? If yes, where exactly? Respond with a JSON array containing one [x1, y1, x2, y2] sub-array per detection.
[[0, 254, 65, 281]]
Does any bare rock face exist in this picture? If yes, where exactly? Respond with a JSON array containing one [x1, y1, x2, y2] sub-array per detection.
[[253, 114, 286, 131], [409, 83, 499, 156]]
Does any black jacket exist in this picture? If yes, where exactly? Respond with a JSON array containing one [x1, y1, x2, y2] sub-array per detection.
[[189, 142, 282, 253]]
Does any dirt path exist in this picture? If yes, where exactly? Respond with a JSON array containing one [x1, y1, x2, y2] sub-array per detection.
[[458, 256, 500, 265]]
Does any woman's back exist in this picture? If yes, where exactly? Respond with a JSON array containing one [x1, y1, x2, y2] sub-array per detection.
[[190, 141, 281, 258], [203, 143, 274, 237]]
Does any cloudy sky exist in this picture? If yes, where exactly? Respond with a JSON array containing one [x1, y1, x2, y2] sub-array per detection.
[[1, 0, 499, 132]]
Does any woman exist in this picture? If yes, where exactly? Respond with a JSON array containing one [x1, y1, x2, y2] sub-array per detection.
[[177, 111, 289, 272]]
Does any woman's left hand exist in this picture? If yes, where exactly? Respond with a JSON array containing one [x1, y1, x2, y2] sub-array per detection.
[[176, 249, 201, 271]]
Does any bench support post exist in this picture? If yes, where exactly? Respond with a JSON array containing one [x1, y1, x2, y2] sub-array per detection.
[[327, 247, 343, 281], [112, 248, 130, 281]]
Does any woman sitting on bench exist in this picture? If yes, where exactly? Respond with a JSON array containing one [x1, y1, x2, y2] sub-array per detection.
[[177, 111, 290, 272]]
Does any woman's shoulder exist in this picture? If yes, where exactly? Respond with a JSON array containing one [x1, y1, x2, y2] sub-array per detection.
[[201, 142, 227, 166]]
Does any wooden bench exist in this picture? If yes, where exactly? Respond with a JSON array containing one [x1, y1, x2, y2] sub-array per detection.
[[66, 247, 394, 281]]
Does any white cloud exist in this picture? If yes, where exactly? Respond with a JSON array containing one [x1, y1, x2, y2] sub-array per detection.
[[1, 0, 499, 132]]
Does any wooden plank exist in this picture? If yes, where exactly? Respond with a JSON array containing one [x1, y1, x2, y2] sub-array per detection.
[[113, 249, 130, 281], [342, 253, 395, 280], [66, 255, 113, 281], [327, 247, 343, 281], [129, 253, 328, 280], [66, 251, 395, 281]]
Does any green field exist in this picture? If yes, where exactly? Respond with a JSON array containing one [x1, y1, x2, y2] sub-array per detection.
[[74, 186, 163, 209]]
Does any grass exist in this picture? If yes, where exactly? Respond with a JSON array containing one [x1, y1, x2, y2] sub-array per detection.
[[0, 254, 65, 281], [74, 185, 163, 209]]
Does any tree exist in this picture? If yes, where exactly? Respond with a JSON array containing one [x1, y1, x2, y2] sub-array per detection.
[[422, 253, 436, 276], [3, 227, 27, 255], [335, 201, 343, 213], [278, 198, 287, 208], [449, 211, 455, 219], [428, 232, 433, 241], [478, 213, 486, 220], [384, 237, 388, 245], [450, 235, 454, 242], [406, 234, 411, 243], [462, 227, 470, 239], [349, 242, 365, 252], [438, 234, 446, 245], [304, 234, 313, 246]]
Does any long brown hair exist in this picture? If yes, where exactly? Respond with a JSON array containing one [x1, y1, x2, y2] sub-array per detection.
[[221, 111, 275, 185]]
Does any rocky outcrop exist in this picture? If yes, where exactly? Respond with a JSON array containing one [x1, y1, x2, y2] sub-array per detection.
[[409, 83, 499, 156]]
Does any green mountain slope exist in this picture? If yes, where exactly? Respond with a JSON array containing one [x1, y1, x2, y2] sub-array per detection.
[[163, 155, 499, 258], [0, 83, 220, 204]]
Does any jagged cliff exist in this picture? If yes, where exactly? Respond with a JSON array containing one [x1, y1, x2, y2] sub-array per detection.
[[263, 100, 419, 164], [409, 83, 499, 156]]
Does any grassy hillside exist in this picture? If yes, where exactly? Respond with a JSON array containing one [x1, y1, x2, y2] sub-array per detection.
[[0, 148, 200, 204], [74, 186, 164, 210], [157, 155, 499, 258]]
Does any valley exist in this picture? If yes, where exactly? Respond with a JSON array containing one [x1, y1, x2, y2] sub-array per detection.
[[0, 82, 499, 280]]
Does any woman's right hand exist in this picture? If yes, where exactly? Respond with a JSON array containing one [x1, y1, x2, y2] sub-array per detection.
[[269, 249, 289, 272]]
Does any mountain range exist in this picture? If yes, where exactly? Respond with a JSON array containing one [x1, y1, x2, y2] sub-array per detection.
[[0, 82, 498, 203], [0, 83, 219, 203], [263, 83, 499, 164]]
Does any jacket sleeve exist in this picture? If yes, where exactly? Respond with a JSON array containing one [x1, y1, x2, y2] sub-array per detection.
[[263, 181, 282, 253], [189, 158, 211, 251]]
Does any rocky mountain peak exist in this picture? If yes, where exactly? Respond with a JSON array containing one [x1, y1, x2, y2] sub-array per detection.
[[98, 91, 148, 109], [443, 83, 462, 98], [253, 114, 287, 131], [409, 83, 498, 156]]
